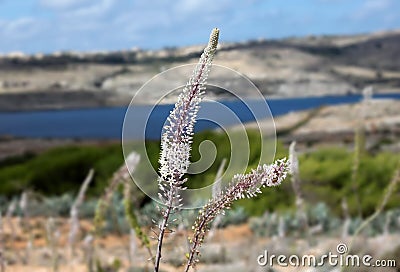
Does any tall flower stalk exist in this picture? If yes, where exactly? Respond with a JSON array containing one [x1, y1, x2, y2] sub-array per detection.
[[154, 28, 219, 271], [152, 28, 290, 272]]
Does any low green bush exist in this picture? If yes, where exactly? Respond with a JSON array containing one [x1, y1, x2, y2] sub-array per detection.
[[0, 144, 124, 196]]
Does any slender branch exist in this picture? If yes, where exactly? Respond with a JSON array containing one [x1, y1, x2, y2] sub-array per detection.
[[341, 165, 399, 272], [154, 193, 174, 272], [352, 166, 399, 238]]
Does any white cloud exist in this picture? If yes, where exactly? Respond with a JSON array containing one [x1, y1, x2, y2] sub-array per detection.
[[363, 0, 392, 10], [353, 0, 394, 20], [174, 0, 204, 14], [39, 0, 92, 10], [40, 0, 115, 18], [0, 16, 47, 54], [172, 0, 230, 18], [1, 0, 399, 54], [0, 0, 238, 53], [34, 0, 117, 40], [69, 0, 116, 17], [2, 17, 42, 39]]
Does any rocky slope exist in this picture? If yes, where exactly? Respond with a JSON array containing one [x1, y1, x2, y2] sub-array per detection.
[[239, 98, 400, 153]]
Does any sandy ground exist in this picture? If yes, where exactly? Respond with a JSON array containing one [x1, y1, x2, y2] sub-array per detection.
[[2, 216, 399, 272]]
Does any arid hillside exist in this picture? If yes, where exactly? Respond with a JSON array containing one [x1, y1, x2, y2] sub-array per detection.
[[1, 30, 400, 111]]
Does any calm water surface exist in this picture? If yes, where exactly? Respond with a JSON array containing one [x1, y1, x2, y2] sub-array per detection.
[[1, 93, 399, 140]]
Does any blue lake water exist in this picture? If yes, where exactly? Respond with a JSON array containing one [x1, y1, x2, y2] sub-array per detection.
[[1, 93, 399, 140]]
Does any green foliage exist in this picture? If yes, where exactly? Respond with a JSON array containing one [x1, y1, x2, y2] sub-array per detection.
[[138, 201, 162, 226], [0, 144, 124, 196], [235, 181, 294, 216], [0, 193, 97, 218], [0, 152, 35, 167], [39, 193, 74, 217], [0, 130, 398, 219], [250, 203, 400, 237], [187, 129, 233, 189], [300, 147, 399, 216], [307, 202, 340, 231], [218, 207, 248, 228], [249, 212, 279, 237]]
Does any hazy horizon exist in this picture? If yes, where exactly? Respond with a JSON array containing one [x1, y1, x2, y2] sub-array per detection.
[[1, 28, 399, 57], [1, 0, 400, 54]]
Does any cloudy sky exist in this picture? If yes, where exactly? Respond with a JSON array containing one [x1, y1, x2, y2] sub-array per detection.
[[0, 0, 399, 54]]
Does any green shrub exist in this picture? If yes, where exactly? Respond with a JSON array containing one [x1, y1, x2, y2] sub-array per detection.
[[218, 207, 248, 227], [0, 144, 124, 195]]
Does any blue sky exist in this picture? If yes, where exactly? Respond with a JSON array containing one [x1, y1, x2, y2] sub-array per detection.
[[0, 0, 399, 54]]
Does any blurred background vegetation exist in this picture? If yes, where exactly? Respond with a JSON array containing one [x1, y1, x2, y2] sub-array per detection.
[[1, 129, 398, 219]]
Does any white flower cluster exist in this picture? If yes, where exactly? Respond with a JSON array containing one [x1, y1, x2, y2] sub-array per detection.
[[158, 29, 219, 191], [187, 158, 289, 269], [154, 29, 220, 272], [231, 158, 290, 200]]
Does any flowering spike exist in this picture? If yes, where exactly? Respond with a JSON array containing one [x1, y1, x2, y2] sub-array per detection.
[[184, 158, 290, 270], [158, 28, 219, 189], [154, 29, 220, 272]]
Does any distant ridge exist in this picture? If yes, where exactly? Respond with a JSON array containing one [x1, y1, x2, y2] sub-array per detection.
[[0, 29, 399, 111]]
